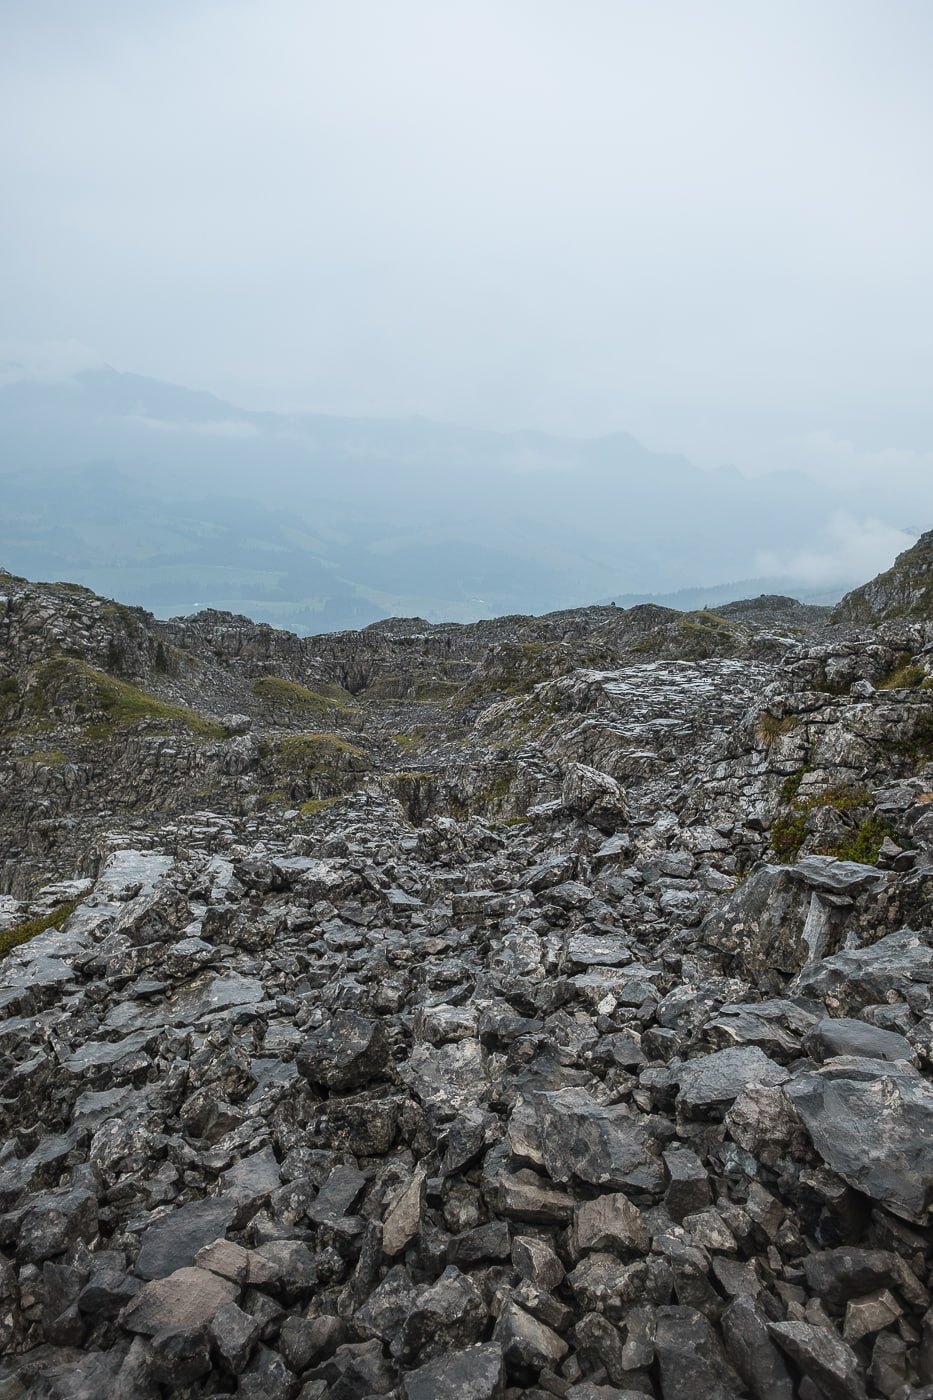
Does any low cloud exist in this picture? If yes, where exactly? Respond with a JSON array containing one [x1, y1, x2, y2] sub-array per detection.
[[127, 414, 261, 439], [0, 338, 104, 386], [756, 512, 917, 587]]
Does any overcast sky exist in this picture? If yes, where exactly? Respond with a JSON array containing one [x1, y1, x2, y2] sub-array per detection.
[[2, 0, 933, 505]]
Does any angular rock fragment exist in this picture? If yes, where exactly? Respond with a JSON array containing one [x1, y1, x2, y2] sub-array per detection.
[[768, 1320, 867, 1400], [562, 763, 630, 830], [494, 1297, 568, 1373], [383, 1167, 427, 1256], [135, 1198, 237, 1280], [676, 1046, 788, 1118], [700, 857, 882, 980], [13, 1185, 99, 1265], [804, 1016, 917, 1064], [721, 1295, 794, 1400], [297, 1009, 390, 1091], [653, 1305, 746, 1400], [121, 1266, 238, 1335], [403, 1342, 505, 1400], [571, 1192, 649, 1258], [786, 1055, 933, 1223], [529, 1087, 661, 1193]]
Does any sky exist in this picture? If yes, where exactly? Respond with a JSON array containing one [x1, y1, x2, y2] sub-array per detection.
[[2, 0, 933, 512]]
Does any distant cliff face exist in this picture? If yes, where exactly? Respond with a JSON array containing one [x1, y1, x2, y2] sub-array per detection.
[[833, 530, 933, 624]]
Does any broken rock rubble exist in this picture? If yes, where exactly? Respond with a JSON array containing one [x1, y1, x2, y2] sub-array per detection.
[[1, 801, 932, 1400]]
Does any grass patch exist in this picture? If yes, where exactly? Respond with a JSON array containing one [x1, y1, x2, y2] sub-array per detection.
[[802, 784, 872, 812], [251, 676, 353, 712], [390, 734, 425, 754], [772, 773, 881, 865], [757, 713, 798, 746], [0, 900, 78, 959], [20, 749, 67, 766], [299, 796, 341, 816], [413, 680, 463, 701], [25, 658, 225, 738], [817, 817, 894, 865], [267, 733, 364, 766], [884, 713, 933, 765], [780, 766, 809, 803], [878, 653, 928, 690], [771, 812, 808, 862], [256, 788, 289, 808]]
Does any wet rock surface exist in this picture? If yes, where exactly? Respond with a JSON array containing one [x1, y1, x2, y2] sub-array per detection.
[[2, 565, 933, 1395]]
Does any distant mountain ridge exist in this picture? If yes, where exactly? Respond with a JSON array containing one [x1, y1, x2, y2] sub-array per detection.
[[0, 366, 877, 631]]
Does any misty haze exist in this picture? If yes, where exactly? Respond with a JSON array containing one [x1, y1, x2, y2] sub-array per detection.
[[4, 6, 933, 1400], [2, 1, 932, 626]]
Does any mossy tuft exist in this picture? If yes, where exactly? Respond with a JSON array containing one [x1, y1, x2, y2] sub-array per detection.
[[0, 899, 78, 960]]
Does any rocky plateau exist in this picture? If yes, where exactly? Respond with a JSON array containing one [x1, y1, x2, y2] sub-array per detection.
[[1, 533, 933, 1398]]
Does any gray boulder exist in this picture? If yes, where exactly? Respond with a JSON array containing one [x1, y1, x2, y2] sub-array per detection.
[[700, 857, 883, 980], [562, 763, 630, 830], [804, 1016, 917, 1064], [297, 1009, 391, 1091], [403, 1343, 505, 1400], [794, 927, 933, 1015], [676, 1047, 788, 1119], [786, 1054, 933, 1223]]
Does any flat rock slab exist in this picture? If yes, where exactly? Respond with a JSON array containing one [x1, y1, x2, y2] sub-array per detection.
[[161, 972, 268, 1026], [221, 1147, 281, 1217], [121, 1265, 238, 1334], [135, 1197, 237, 1280], [804, 1017, 916, 1065], [786, 1055, 933, 1224], [792, 855, 885, 894], [567, 933, 632, 967]]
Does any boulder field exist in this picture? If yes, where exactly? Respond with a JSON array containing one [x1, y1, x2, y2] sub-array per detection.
[[1, 548, 933, 1398]]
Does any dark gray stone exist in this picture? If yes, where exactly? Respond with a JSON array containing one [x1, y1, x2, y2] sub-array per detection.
[[786, 1055, 933, 1223], [804, 1016, 916, 1064], [209, 1301, 261, 1373], [297, 1010, 391, 1091], [721, 1295, 794, 1400], [529, 1087, 660, 1193], [135, 1197, 237, 1280], [653, 1305, 745, 1400], [768, 1320, 867, 1400], [802, 1247, 927, 1309], [403, 1342, 505, 1400], [699, 860, 879, 981], [237, 1343, 299, 1400], [676, 1046, 788, 1118], [663, 1148, 711, 1222], [493, 1297, 568, 1373], [14, 1186, 98, 1265], [794, 928, 933, 1017], [394, 1266, 488, 1364]]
